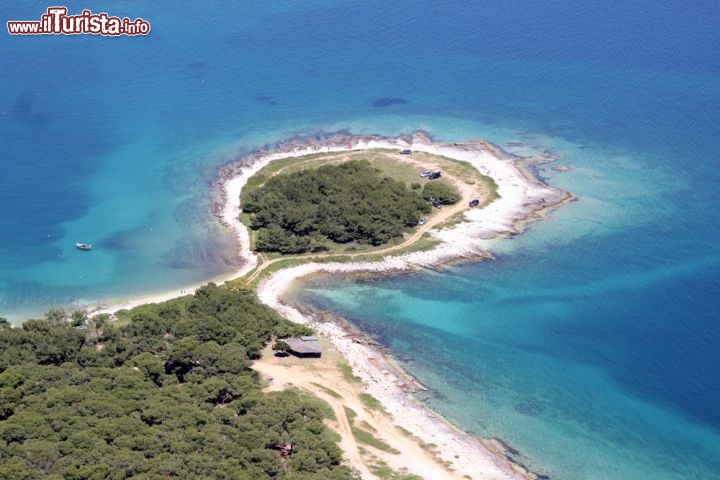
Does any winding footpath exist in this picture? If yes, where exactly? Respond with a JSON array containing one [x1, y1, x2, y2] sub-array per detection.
[[254, 343, 474, 480]]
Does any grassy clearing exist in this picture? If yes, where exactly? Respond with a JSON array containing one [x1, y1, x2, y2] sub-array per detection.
[[111, 310, 132, 327], [320, 233, 409, 256], [359, 393, 385, 412], [240, 173, 268, 195], [419, 442, 438, 452], [397, 234, 441, 253], [411, 152, 484, 183], [247, 257, 308, 286], [360, 420, 377, 432], [433, 210, 469, 230], [311, 382, 343, 399], [337, 361, 362, 384], [395, 425, 413, 437], [370, 461, 424, 480], [344, 405, 399, 454], [246, 232, 441, 285], [339, 237, 439, 264], [344, 405, 358, 422], [350, 425, 399, 454], [481, 176, 501, 206], [358, 152, 430, 187], [224, 278, 252, 292], [411, 151, 500, 202]]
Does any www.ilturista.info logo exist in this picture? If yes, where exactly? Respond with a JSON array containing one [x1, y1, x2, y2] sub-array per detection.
[[8, 7, 150, 36]]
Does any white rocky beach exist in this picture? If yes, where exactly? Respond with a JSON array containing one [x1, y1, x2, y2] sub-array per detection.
[[218, 132, 570, 479], [93, 131, 569, 479]]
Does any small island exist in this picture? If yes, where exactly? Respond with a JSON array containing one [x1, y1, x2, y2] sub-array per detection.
[[217, 132, 569, 286], [239, 148, 495, 258]]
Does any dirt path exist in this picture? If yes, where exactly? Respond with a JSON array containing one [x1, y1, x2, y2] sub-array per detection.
[[240, 150, 538, 480], [245, 153, 481, 284], [244, 153, 491, 478], [253, 343, 475, 479]]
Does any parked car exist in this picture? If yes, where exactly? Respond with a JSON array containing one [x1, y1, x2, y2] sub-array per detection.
[[428, 171, 441, 179], [400, 149, 412, 155], [418, 218, 428, 225], [420, 170, 433, 177], [469, 199, 480, 207]]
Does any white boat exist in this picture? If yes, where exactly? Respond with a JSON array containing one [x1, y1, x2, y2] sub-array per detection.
[[76, 243, 92, 251]]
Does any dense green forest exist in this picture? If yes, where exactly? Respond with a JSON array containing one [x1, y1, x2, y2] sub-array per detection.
[[0, 284, 355, 480], [241, 160, 432, 254]]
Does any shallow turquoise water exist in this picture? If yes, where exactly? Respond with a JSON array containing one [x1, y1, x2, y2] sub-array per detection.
[[292, 144, 720, 477]]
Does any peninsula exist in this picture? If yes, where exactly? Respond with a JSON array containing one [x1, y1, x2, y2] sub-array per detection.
[[213, 131, 571, 479], [0, 131, 570, 479]]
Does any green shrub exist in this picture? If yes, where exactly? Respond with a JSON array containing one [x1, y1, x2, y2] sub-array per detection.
[[242, 160, 430, 253], [0, 286, 353, 479], [422, 181, 460, 205]]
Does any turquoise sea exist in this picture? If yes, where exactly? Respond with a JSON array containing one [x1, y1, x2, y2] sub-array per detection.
[[2, 1, 719, 478]]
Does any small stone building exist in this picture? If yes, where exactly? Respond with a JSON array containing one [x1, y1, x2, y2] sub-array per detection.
[[283, 337, 322, 358]]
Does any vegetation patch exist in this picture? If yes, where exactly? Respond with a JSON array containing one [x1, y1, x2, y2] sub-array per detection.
[[359, 392, 385, 412], [395, 425, 413, 437], [350, 425, 400, 454], [343, 405, 358, 422], [422, 181, 460, 205], [246, 236, 442, 286], [302, 391, 337, 421], [311, 382, 343, 399], [343, 405, 398, 454], [419, 442, 438, 451], [370, 461, 423, 480], [337, 360, 362, 384], [434, 210, 469, 230], [0, 284, 353, 479], [241, 160, 430, 254], [360, 420, 377, 432]]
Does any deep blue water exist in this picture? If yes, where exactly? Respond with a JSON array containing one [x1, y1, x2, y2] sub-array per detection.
[[2, 1, 719, 478]]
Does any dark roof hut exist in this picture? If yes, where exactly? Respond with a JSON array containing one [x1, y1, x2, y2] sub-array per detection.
[[283, 337, 322, 358]]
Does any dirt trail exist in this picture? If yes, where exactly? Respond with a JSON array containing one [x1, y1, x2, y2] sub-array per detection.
[[253, 344, 474, 480], [245, 153, 489, 478]]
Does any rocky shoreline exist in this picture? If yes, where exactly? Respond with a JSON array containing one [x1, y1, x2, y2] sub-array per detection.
[[212, 130, 571, 479], [92, 130, 569, 478]]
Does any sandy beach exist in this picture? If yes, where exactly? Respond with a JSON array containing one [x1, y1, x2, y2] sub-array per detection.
[[95, 131, 570, 478]]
